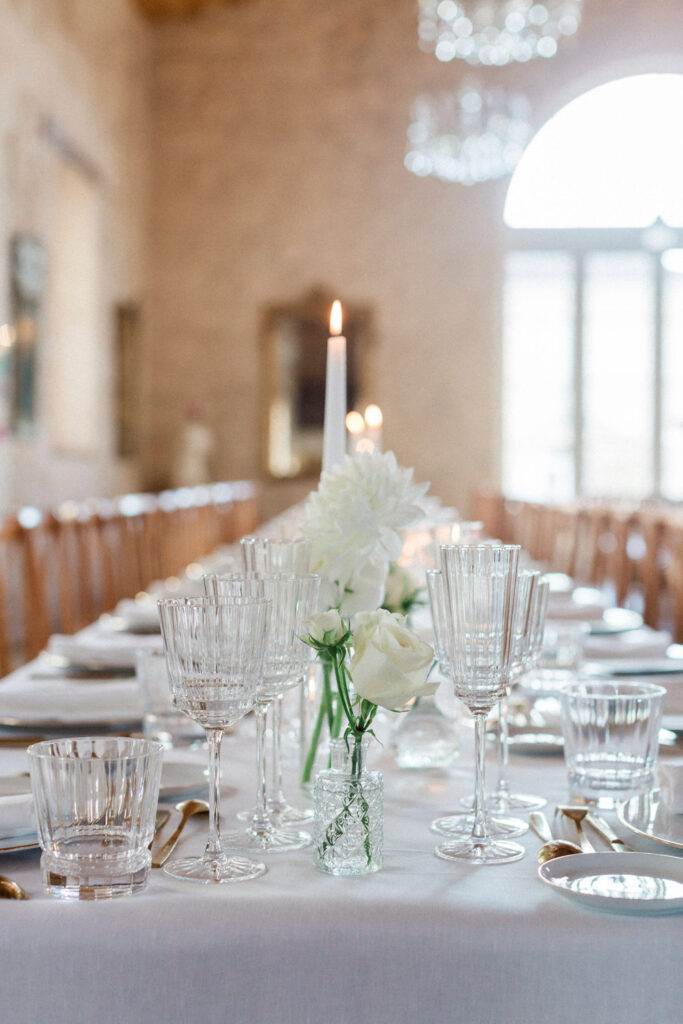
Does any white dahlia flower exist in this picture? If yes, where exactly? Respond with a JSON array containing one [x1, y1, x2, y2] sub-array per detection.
[[300, 450, 429, 615]]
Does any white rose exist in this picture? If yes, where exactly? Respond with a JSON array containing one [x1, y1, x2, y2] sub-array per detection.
[[305, 610, 347, 646], [350, 610, 436, 710]]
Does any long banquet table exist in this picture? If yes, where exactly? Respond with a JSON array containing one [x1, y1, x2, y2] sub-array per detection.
[[0, 696, 681, 1024]]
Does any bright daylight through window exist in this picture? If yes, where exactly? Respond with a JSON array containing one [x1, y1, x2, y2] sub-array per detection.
[[502, 74, 683, 502]]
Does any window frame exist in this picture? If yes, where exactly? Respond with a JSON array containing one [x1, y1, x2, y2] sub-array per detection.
[[503, 224, 683, 499]]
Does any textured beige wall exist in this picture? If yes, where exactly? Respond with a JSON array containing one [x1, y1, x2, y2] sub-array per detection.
[[142, 0, 683, 513], [0, 0, 151, 510]]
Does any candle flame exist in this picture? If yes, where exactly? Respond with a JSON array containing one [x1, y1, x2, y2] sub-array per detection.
[[329, 300, 343, 335], [345, 411, 365, 436], [364, 404, 383, 429]]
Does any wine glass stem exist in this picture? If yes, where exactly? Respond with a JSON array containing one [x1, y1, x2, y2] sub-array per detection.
[[254, 703, 270, 829], [205, 727, 224, 859], [271, 695, 285, 810], [495, 691, 511, 808], [472, 714, 489, 843]]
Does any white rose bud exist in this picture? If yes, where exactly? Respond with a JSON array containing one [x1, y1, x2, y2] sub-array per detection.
[[350, 609, 436, 711], [305, 609, 347, 646]]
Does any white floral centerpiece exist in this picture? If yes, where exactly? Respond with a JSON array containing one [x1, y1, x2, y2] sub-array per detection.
[[299, 449, 431, 785], [303, 608, 435, 872]]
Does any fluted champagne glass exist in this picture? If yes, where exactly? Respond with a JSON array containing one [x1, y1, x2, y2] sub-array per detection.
[[240, 537, 314, 824], [435, 544, 524, 865], [157, 596, 269, 883], [204, 571, 320, 852]]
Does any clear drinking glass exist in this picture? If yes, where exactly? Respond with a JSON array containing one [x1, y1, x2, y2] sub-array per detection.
[[561, 680, 665, 807], [28, 737, 164, 900], [240, 537, 314, 824], [435, 544, 525, 865], [204, 572, 320, 852], [526, 618, 590, 694], [157, 596, 269, 883], [136, 649, 205, 748]]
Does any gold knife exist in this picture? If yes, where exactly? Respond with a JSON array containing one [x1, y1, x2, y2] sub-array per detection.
[[585, 812, 630, 851]]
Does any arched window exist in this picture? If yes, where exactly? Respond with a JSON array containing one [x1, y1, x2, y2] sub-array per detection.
[[502, 74, 683, 501]]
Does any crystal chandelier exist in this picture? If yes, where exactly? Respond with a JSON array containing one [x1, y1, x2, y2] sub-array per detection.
[[418, 0, 583, 66], [405, 82, 533, 185]]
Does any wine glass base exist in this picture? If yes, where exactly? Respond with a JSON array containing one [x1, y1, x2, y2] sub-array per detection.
[[431, 811, 528, 839], [163, 854, 267, 884], [223, 825, 311, 853], [434, 837, 525, 865], [236, 803, 313, 825], [459, 792, 547, 813], [272, 803, 314, 825]]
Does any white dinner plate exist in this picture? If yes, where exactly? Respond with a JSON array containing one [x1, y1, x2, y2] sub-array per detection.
[[539, 851, 683, 914], [159, 761, 209, 800], [589, 608, 643, 636], [0, 832, 39, 853], [584, 658, 683, 678], [617, 789, 683, 852]]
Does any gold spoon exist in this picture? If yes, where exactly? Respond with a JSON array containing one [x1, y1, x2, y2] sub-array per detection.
[[529, 811, 582, 864], [0, 874, 29, 900], [555, 805, 595, 853], [151, 799, 210, 868]]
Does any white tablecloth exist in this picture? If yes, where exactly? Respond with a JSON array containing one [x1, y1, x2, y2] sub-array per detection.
[[0, 712, 680, 1024]]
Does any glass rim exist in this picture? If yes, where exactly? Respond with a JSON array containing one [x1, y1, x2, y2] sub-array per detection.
[[202, 571, 320, 583], [439, 542, 521, 553], [156, 595, 271, 609], [240, 536, 310, 545], [26, 736, 165, 761], [561, 680, 667, 700]]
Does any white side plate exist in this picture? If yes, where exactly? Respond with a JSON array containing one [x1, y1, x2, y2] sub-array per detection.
[[539, 851, 683, 914]]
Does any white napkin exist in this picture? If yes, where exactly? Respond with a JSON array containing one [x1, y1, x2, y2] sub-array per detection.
[[47, 630, 162, 670], [583, 629, 672, 660], [0, 662, 142, 724], [660, 759, 683, 814], [546, 598, 607, 621], [112, 599, 161, 631], [0, 793, 35, 838]]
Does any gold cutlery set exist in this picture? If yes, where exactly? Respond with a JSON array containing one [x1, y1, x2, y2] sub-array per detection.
[[530, 806, 631, 864]]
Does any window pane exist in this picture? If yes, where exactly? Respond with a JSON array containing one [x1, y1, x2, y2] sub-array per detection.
[[662, 266, 683, 498], [502, 252, 575, 501], [582, 252, 654, 498]]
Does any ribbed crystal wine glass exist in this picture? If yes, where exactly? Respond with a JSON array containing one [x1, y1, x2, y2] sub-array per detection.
[[157, 596, 269, 883], [496, 574, 549, 811], [459, 571, 543, 817], [427, 565, 527, 841], [240, 537, 314, 825], [434, 544, 525, 865], [204, 571, 320, 852]]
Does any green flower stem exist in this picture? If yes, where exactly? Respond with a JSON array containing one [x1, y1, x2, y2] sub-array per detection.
[[301, 654, 341, 787], [320, 735, 372, 866], [301, 689, 327, 786], [321, 655, 334, 733]]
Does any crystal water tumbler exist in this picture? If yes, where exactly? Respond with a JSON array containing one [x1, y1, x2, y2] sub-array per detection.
[[28, 736, 164, 900]]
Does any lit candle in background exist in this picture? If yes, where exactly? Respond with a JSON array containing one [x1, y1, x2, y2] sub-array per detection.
[[345, 410, 365, 454], [322, 300, 347, 474], [364, 404, 383, 451]]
